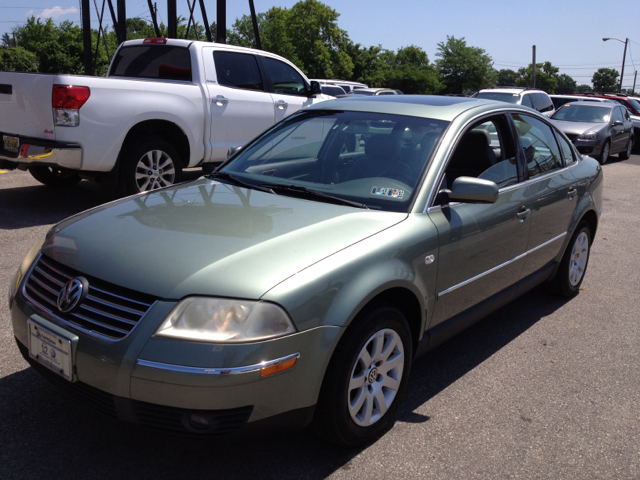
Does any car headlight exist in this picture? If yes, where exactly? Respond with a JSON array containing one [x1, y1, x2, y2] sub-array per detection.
[[578, 132, 598, 140], [155, 297, 297, 343], [8, 231, 48, 307]]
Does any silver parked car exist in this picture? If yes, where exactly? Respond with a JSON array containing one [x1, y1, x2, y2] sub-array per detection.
[[551, 101, 634, 164], [9, 96, 602, 446]]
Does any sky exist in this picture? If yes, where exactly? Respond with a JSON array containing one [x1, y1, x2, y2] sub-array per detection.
[[2, 0, 640, 89]]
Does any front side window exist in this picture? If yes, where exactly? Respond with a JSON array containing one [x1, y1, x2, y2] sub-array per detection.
[[222, 111, 448, 212], [213, 51, 264, 91], [521, 94, 533, 108], [262, 57, 307, 96], [512, 113, 562, 179], [612, 107, 624, 123], [439, 116, 519, 196], [556, 132, 576, 166], [476, 92, 521, 104]]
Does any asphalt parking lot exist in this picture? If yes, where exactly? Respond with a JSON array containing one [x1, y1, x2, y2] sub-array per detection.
[[1, 158, 639, 479]]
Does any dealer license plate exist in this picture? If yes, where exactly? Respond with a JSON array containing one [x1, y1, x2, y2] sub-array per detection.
[[3, 135, 19, 153], [28, 320, 74, 382]]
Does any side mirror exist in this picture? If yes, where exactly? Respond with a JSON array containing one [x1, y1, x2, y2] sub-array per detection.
[[441, 176, 499, 204], [227, 146, 243, 158], [613, 120, 624, 126], [308, 81, 322, 97]]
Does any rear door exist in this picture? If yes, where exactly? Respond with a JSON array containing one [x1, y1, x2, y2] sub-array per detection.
[[513, 113, 578, 278], [203, 48, 276, 162]]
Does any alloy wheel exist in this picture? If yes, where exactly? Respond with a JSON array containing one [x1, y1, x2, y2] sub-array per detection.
[[348, 328, 405, 427], [569, 231, 589, 287], [135, 150, 176, 191]]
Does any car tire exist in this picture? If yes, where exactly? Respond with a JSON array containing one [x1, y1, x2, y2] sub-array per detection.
[[29, 166, 82, 188], [619, 136, 633, 160], [547, 221, 591, 297], [312, 302, 412, 447], [119, 137, 182, 196], [598, 140, 610, 165]]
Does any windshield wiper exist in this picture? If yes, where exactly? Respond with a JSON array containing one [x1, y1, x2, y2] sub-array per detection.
[[207, 172, 275, 194], [259, 184, 369, 209]]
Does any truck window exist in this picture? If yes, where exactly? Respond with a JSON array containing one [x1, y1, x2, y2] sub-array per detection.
[[213, 51, 265, 91], [110, 46, 192, 81], [262, 57, 307, 97]]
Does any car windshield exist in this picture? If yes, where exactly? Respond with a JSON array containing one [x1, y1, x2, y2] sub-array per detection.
[[627, 98, 640, 111], [221, 110, 448, 212], [551, 104, 610, 123], [476, 92, 521, 104], [348, 90, 375, 96]]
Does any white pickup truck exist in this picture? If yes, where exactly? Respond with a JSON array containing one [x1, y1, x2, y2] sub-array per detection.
[[0, 38, 330, 195]]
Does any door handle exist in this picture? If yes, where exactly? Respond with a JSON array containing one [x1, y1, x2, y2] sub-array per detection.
[[516, 206, 530, 220], [212, 95, 228, 105], [275, 100, 288, 109], [567, 187, 577, 198]]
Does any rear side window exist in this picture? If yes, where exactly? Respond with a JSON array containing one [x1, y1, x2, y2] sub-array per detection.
[[521, 94, 533, 108], [213, 51, 264, 91], [556, 132, 576, 166], [110, 46, 192, 81], [512, 113, 563, 179]]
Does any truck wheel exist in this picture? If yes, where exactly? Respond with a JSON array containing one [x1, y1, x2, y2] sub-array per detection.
[[29, 166, 82, 188], [119, 137, 182, 196]]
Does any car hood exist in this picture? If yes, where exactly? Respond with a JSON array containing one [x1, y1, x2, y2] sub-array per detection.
[[41, 178, 407, 300], [551, 120, 607, 135]]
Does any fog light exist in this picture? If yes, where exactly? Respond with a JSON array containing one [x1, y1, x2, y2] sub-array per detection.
[[187, 414, 212, 430]]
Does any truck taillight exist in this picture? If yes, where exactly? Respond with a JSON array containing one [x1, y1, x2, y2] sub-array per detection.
[[52, 85, 90, 127], [52, 85, 91, 109], [143, 38, 167, 44]]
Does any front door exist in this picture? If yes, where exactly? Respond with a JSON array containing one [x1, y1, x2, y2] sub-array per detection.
[[204, 49, 276, 162], [428, 115, 530, 326]]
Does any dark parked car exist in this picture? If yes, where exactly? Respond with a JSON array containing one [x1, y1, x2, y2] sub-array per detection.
[[551, 101, 634, 164], [9, 96, 602, 446]]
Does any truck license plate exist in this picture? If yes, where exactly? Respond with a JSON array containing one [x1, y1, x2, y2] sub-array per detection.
[[28, 320, 74, 382], [3, 135, 19, 152]]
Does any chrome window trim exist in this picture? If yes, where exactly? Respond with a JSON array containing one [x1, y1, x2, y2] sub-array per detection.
[[437, 232, 567, 298], [22, 253, 158, 343], [136, 352, 301, 375], [499, 161, 579, 193]]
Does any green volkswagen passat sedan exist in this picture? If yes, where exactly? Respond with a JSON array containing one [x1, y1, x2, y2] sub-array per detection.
[[9, 96, 603, 446]]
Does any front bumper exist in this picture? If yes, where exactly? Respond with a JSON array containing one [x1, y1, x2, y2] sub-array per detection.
[[11, 284, 342, 436], [0, 133, 82, 170], [572, 138, 602, 156]]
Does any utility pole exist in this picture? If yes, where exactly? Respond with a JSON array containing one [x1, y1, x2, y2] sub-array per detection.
[[633, 71, 637, 95], [168, 0, 177, 38], [81, 0, 93, 75], [532, 46, 536, 89], [217, 0, 226, 44], [620, 38, 628, 92], [249, 0, 261, 50], [116, 0, 126, 45]]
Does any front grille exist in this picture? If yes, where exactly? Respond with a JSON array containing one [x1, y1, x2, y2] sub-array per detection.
[[565, 133, 578, 141], [17, 340, 118, 417], [131, 400, 253, 436], [23, 255, 157, 340]]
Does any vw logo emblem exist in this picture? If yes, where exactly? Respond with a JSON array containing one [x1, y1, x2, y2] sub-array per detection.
[[57, 277, 89, 313]]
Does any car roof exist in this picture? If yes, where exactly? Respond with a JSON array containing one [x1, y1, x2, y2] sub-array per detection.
[[305, 95, 533, 121]]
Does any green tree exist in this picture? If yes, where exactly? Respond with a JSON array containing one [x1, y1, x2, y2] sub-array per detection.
[[592, 68, 619, 92], [515, 62, 559, 93], [436, 35, 495, 94], [496, 68, 518, 86], [577, 84, 592, 93], [0, 46, 39, 71], [555, 73, 577, 94], [385, 45, 442, 94], [15, 17, 84, 74], [345, 43, 387, 86]]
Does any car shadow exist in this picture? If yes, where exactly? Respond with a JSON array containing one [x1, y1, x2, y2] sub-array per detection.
[[0, 286, 571, 479], [0, 169, 205, 230]]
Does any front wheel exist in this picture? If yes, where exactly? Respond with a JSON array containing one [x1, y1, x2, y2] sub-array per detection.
[[598, 140, 610, 165], [312, 303, 412, 447], [547, 221, 591, 297], [619, 136, 633, 160], [119, 137, 182, 196], [29, 166, 81, 188]]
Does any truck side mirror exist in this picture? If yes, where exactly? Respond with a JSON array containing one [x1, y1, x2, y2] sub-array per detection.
[[309, 81, 322, 97]]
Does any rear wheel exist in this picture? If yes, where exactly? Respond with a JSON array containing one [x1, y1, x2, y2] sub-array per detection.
[[547, 221, 591, 297], [119, 137, 182, 196], [619, 136, 633, 160], [312, 303, 412, 447], [598, 140, 610, 165], [29, 166, 81, 188]]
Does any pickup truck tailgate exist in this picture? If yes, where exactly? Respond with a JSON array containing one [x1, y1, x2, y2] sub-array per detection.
[[0, 72, 56, 140]]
